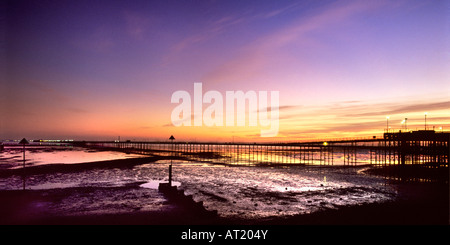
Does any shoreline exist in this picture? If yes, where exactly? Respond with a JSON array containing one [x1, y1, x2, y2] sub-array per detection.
[[1, 180, 447, 225], [254, 181, 449, 225], [0, 188, 222, 225], [0, 155, 448, 225], [0, 155, 171, 177]]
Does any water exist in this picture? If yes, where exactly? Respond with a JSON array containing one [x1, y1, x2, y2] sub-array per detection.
[[0, 145, 145, 169], [100, 142, 379, 166], [0, 146, 397, 220], [144, 160, 395, 219]]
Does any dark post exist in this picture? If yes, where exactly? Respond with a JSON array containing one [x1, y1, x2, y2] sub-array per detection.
[[169, 135, 175, 186], [19, 138, 29, 190], [19, 138, 29, 168], [169, 164, 172, 186]]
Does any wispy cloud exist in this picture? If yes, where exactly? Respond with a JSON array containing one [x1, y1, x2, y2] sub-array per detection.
[[280, 99, 450, 121], [261, 1, 304, 19], [256, 105, 302, 114], [162, 14, 246, 66], [203, 0, 391, 85], [123, 11, 153, 40], [343, 101, 450, 118], [162, 2, 309, 67]]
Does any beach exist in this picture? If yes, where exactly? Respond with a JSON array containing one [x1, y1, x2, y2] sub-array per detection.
[[4, 0, 449, 235], [1, 177, 447, 225], [0, 147, 448, 225]]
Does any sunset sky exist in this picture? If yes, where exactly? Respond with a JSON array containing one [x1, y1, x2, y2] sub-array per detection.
[[2, 0, 449, 142]]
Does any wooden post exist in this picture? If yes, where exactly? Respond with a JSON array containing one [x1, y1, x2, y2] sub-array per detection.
[[23, 144, 25, 168], [19, 138, 29, 190], [169, 164, 172, 186]]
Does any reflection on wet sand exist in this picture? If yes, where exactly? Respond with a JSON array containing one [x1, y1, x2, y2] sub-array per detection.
[[0, 145, 448, 224]]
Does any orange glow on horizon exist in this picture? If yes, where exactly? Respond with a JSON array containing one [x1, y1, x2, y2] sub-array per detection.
[[2, 1, 448, 142]]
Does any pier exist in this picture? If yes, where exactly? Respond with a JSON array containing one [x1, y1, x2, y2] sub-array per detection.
[[75, 130, 448, 168]]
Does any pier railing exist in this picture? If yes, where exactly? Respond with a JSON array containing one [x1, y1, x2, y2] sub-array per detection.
[[74, 130, 449, 168]]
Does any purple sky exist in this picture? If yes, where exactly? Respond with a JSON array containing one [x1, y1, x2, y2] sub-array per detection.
[[2, 0, 449, 141]]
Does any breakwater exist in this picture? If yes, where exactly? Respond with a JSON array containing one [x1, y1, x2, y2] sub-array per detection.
[[77, 130, 448, 167]]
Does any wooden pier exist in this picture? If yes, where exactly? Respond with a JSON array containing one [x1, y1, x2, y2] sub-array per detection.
[[75, 130, 449, 168]]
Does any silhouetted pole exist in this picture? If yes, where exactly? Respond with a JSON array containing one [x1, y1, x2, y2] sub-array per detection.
[[404, 118, 408, 131], [169, 135, 175, 186], [19, 138, 29, 190], [169, 164, 172, 186], [19, 138, 29, 168]]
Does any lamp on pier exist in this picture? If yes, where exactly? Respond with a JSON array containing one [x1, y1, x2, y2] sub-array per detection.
[[405, 118, 408, 131], [19, 138, 29, 168]]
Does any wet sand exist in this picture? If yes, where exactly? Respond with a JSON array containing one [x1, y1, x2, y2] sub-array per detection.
[[0, 189, 221, 225], [255, 182, 449, 225], [1, 182, 447, 225], [0, 155, 448, 225], [0, 156, 167, 177]]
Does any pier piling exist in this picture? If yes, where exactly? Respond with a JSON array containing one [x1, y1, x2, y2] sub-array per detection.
[[76, 130, 448, 168]]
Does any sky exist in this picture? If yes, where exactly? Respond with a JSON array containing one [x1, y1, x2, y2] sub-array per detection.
[[1, 0, 449, 142]]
